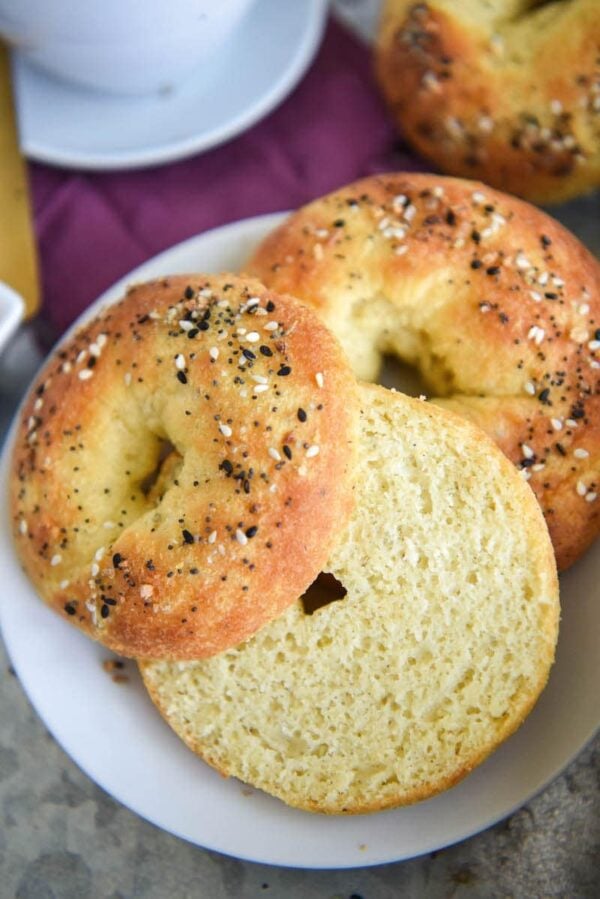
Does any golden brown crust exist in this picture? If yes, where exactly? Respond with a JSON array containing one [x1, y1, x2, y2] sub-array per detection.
[[247, 172, 600, 571], [375, 0, 600, 204], [10, 274, 358, 659]]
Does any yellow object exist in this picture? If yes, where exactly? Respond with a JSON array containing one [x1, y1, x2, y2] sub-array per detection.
[[0, 44, 39, 318]]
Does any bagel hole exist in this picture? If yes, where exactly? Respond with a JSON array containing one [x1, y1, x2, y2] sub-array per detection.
[[140, 438, 178, 496], [301, 572, 347, 616], [378, 354, 430, 398]]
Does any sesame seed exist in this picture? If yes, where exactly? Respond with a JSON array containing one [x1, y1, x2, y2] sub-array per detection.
[[520, 469, 532, 481], [576, 481, 587, 496], [236, 529, 248, 546], [78, 369, 93, 381], [245, 332, 260, 343], [76, 350, 87, 364], [521, 444, 534, 459], [588, 340, 600, 351], [209, 347, 219, 360], [254, 384, 269, 394], [219, 423, 232, 437], [395, 245, 408, 256], [574, 448, 589, 459], [579, 303, 590, 315], [269, 448, 282, 461], [19, 519, 27, 535], [124, 373, 132, 386], [529, 291, 542, 302], [528, 326, 545, 345], [50, 554, 62, 566], [585, 492, 598, 503], [246, 297, 260, 308], [208, 531, 217, 544], [550, 99, 563, 115], [179, 320, 194, 331], [315, 372, 324, 388], [306, 445, 320, 458], [524, 381, 536, 396], [251, 374, 268, 384], [91, 563, 99, 577], [175, 354, 186, 370], [551, 418, 563, 431], [472, 191, 486, 204], [62, 362, 72, 374], [264, 321, 278, 331], [59, 579, 70, 590], [140, 584, 154, 599], [515, 254, 531, 270], [566, 419, 578, 428], [103, 520, 116, 529]]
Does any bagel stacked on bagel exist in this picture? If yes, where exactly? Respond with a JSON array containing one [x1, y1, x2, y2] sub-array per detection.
[[247, 173, 600, 571], [141, 384, 559, 813], [10, 269, 560, 814], [375, 0, 600, 203], [10, 275, 359, 659]]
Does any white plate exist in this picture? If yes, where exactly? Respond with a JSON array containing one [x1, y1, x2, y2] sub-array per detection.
[[0, 282, 24, 353], [1, 213, 599, 869], [12, 0, 327, 170]]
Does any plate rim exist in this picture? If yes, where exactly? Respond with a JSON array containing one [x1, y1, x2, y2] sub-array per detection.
[[13, 0, 328, 171], [1, 212, 599, 869]]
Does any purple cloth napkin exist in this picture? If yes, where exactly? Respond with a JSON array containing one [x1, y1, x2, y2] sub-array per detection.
[[30, 17, 424, 340]]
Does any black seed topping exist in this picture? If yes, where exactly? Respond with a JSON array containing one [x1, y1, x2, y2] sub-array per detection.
[[486, 266, 500, 276], [277, 365, 292, 376], [260, 345, 273, 357], [182, 529, 194, 544], [445, 210, 456, 226], [297, 408, 307, 422], [544, 292, 558, 300], [177, 371, 188, 384], [113, 553, 123, 569], [220, 459, 233, 475], [266, 301, 276, 312], [245, 526, 258, 539], [470, 259, 482, 269], [539, 388, 551, 403], [198, 320, 209, 331], [64, 601, 77, 616], [283, 445, 292, 460], [242, 348, 256, 360], [101, 604, 110, 619], [184, 286, 194, 299], [333, 219, 345, 227], [541, 235, 552, 248], [187, 329, 199, 339]]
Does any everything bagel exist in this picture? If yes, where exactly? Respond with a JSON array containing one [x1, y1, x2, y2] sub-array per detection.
[[375, 0, 600, 204], [10, 275, 358, 659], [247, 173, 600, 570]]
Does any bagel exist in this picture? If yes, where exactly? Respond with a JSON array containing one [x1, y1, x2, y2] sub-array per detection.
[[375, 0, 600, 204], [247, 173, 600, 571], [10, 275, 358, 659], [140, 384, 559, 814]]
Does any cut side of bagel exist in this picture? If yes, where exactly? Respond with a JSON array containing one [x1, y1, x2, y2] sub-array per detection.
[[141, 384, 559, 814]]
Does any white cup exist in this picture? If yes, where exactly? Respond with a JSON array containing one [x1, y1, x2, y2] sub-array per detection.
[[0, 0, 257, 95]]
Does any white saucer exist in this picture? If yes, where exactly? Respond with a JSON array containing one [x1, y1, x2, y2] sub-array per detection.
[[1, 213, 599, 869], [11, 0, 327, 171]]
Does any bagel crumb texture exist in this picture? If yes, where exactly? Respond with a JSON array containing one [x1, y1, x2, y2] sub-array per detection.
[[140, 385, 559, 814], [248, 173, 600, 570], [10, 275, 358, 659], [376, 0, 600, 203]]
